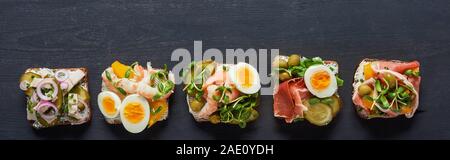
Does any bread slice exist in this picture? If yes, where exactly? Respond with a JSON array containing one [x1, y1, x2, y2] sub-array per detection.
[[20, 68, 91, 129], [100, 67, 173, 125], [272, 55, 341, 123], [352, 59, 421, 119]]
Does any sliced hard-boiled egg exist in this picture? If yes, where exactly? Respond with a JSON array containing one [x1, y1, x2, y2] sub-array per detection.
[[97, 91, 121, 119], [228, 62, 261, 94], [304, 65, 338, 98], [120, 94, 150, 134]]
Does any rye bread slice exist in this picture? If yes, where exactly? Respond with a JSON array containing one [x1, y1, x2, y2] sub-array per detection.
[[22, 67, 91, 129]]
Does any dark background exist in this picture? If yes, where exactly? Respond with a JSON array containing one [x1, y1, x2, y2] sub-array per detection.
[[1, 0, 449, 140]]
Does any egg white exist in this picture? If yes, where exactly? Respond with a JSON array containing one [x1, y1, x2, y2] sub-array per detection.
[[120, 94, 150, 134], [228, 62, 261, 94], [97, 91, 121, 119], [304, 65, 337, 98]]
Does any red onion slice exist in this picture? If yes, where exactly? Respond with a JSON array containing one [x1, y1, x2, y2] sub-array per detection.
[[35, 101, 58, 123], [55, 70, 69, 82], [36, 78, 58, 101], [31, 92, 39, 103], [20, 81, 29, 91]]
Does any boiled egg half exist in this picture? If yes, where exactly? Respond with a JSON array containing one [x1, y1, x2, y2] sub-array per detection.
[[228, 62, 261, 94], [304, 65, 337, 98], [98, 91, 121, 118], [120, 94, 150, 134]]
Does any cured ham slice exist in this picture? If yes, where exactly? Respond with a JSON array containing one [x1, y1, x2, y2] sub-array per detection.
[[274, 78, 311, 123], [376, 60, 421, 92]]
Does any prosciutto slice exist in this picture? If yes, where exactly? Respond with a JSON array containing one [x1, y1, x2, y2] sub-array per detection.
[[274, 78, 311, 123]]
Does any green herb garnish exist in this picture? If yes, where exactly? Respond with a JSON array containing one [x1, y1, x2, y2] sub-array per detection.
[[218, 93, 259, 128], [105, 71, 112, 81], [404, 69, 420, 77], [309, 98, 321, 105], [336, 76, 344, 87], [151, 106, 162, 115], [124, 68, 132, 78], [116, 87, 127, 96], [149, 65, 175, 101], [321, 97, 334, 105]]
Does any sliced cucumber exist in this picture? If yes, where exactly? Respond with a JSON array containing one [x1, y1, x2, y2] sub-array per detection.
[[304, 103, 333, 126], [35, 113, 58, 128], [329, 95, 342, 117], [51, 79, 63, 111], [71, 84, 90, 101]]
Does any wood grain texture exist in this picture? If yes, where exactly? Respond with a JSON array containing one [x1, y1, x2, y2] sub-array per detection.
[[1, 0, 450, 140]]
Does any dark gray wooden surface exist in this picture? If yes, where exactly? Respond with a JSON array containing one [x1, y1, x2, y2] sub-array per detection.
[[1, 0, 449, 140]]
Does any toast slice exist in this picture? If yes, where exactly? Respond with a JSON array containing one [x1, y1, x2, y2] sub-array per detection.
[[19, 68, 91, 129], [272, 55, 341, 125], [100, 64, 173, 125], [352, 59, 421, 119]]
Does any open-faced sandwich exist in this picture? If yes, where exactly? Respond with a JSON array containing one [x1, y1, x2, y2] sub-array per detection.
[[19, 68, 90, 129], [98, 61, 175, 133], [182, 60, 261, 128], [272, 54, 344, 126], [352, 59, 421, 119]]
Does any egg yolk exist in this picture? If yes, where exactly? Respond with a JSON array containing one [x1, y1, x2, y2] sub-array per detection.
[[310, 71, 331, 90], [237, 66, 254, 88], [124, 102, 145, 124], [102, 97, 116, 116]]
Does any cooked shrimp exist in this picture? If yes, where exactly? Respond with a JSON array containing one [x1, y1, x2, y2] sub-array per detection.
[[202, 65, 233, 89], [101, 68, 122, 94], [116, 78, 138, 94], [101, 64, 146, 96], [136, 75, 158, 100], [202, 65, 240, 101], [136, 64, 175, 101], [132, 65, 145, 82]]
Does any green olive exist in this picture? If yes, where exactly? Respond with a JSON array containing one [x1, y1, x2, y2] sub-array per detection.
[[384, 73, 396, 89], [189, 98, 205, 112], [273, 59, 288, 69], [209, 114, 221, 124], [358, 84, 372, 96], [279, 72, 291, 81], [288, 54, 301, 67]]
